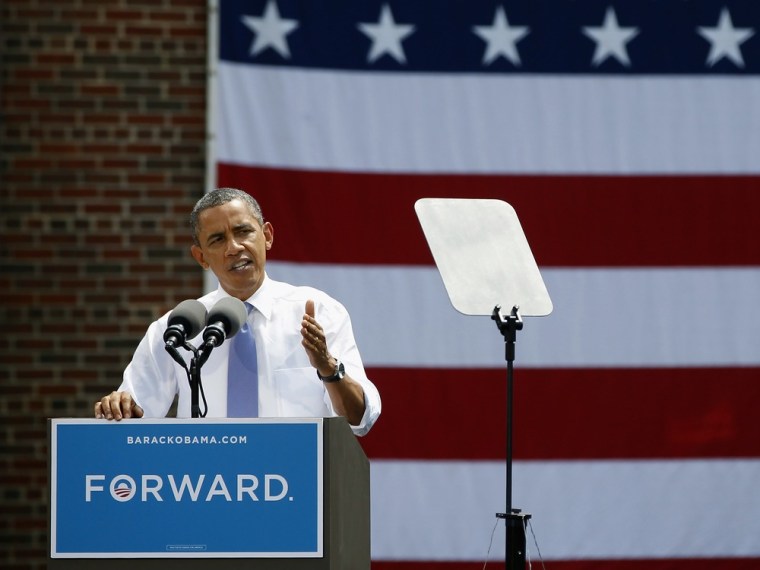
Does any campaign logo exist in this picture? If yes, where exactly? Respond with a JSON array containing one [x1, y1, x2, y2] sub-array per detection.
[[109, 475, 136, 502]]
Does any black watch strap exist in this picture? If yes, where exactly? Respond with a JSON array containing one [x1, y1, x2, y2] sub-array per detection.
[[317, 359, 345, 383]]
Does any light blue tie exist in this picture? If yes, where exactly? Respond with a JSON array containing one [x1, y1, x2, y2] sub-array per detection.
[[226, 303, 258, 417]]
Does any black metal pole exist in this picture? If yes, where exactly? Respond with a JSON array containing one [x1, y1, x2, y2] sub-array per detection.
[[492, 305, 529, 570], [504, 512, 530, 568], [190, 357, 200, 418], [506, 354, 514, 517]]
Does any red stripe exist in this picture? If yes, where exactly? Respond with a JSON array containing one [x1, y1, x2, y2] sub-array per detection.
[[218, 164, 760, 267], [359, 367, 760, 460], [371, 559, 760, 570]]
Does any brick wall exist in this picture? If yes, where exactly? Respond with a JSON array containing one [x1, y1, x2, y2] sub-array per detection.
[[1, 1, 208, 567]]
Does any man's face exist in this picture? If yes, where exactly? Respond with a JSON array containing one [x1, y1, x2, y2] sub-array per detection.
[[190, 199, 274, 300]]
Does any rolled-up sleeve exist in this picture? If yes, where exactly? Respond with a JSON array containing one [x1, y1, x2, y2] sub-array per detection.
[[118, 316, 179, 418], [318, 297, 381, 437]]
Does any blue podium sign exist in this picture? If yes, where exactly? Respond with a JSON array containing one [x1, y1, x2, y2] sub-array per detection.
[[50, 418, 323, 558]]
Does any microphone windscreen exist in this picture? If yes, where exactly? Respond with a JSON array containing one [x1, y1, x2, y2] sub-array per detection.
[[167, 299, 208, 339], [207, 297, 248, 338]]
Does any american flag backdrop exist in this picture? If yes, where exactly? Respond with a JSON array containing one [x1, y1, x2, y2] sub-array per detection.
[[209, 1, 760, 568]]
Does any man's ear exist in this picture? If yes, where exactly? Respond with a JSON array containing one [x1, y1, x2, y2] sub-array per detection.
[[191, 244, 208, 269], [263, 221, 274, 251]]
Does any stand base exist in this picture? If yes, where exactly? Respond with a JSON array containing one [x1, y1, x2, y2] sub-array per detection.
[[496, 511, 531, 570]]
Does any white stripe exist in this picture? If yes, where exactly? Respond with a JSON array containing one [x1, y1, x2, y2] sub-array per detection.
[[215, 63, 760, 175], [370, 459, 760, 560], [267, 262, 760, 368]]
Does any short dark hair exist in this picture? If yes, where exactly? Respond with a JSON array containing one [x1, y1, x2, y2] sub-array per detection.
[[190, 188, 264, 245]]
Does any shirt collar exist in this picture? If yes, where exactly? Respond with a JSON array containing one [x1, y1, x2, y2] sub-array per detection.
[[213, 273, 274, 321], [245, 273, 274, 321]]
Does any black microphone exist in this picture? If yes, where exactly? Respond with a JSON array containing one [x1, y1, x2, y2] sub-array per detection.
[[163, 299, 207, 349], [202, 297, 248, 350]]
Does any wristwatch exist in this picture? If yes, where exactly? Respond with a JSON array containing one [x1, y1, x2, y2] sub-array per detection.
[[317, 359, 345, 383]]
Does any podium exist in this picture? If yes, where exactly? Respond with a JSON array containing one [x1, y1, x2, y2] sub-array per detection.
[[48, 417, 369, 569]]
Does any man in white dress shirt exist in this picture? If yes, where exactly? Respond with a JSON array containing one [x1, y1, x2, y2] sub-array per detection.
[[94, 188, 381, 436]]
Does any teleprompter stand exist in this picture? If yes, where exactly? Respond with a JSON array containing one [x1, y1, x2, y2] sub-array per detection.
[[493, 304, 530, 566], [415, 199, 552, 569]]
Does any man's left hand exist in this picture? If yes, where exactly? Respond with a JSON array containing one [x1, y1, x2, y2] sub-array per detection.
[[301, 299, 335, 376]]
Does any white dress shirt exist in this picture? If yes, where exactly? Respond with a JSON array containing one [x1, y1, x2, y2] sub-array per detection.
[[119, 275, 381, 436]]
